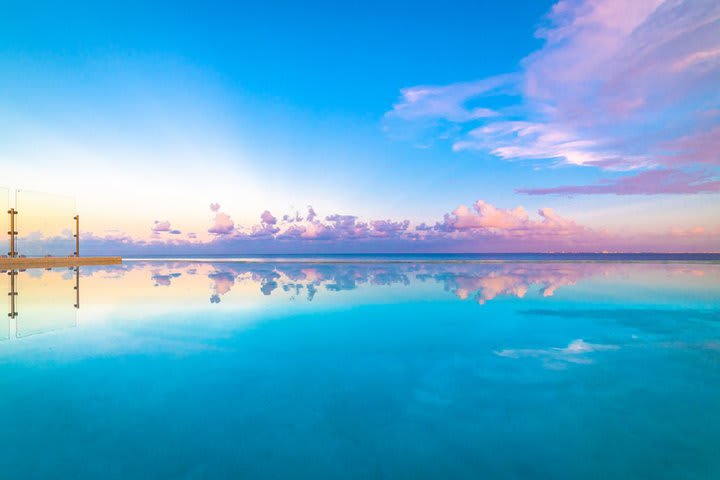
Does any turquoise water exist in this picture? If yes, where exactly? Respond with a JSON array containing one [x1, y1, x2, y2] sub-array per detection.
[[0, 260, 719, 479]]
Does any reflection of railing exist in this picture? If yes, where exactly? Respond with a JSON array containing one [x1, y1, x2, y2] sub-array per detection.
[[74, 266, 80, 308], [8, 269, 17, 319], [3, 267, 80, 339]]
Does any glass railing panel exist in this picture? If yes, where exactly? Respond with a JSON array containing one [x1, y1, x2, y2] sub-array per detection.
[[1, 270, 10, 341], [15, 268, 77, 338], [0, 187, 8, 259], [15, 190, 76, 257]]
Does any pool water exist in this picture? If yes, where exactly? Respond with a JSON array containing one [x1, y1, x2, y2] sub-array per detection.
[[0, 261, 719, 479]]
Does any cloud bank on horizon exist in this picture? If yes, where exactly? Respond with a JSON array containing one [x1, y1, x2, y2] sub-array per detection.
[[80, 199, 717, 254], [384, 0, 720, 196]]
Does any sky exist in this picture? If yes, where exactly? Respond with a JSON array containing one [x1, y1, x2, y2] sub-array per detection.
[[0, 0, 718, 253]]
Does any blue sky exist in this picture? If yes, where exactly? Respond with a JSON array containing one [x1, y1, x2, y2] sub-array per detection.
[[1, 0, 718, 252]]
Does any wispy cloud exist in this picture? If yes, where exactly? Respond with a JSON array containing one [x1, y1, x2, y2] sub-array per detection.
[[385, 76, 513, 123], [517, 169, 720, 195], [496, 339, 619, 369], [384, 0, 720, 194]]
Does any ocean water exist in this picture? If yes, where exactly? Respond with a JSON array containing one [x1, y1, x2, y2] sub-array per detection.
[[0, 259, 719, 479]]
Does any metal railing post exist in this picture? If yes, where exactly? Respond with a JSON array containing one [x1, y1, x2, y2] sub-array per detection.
[[73, 215, 79, 257], [7, 208, 17, 258]]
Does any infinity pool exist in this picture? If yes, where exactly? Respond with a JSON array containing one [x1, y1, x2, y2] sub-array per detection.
[[0, 261, 719, 479]]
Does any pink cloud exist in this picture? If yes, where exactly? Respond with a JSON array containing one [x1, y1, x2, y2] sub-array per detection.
[[442, 201, 529, 230], [151, 271, 181, 287], [671, 226, 713, 237], [434, 200, 589, 241], [299, 221, 331, 239], [517, 169, 720, 195], [209, 271, 235, 296], [261, 210, 278, 225], [152, 220, 172, 233], [249, 223, 280, 238], [282, 211, 303, 223], [208, 204, 235, 235], [369, 219, 410, 237], [662, 126, 720, 167], [324, 214, 370, 239]]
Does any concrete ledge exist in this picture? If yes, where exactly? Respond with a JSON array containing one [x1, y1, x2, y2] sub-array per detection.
[[0, 256, 122, 269]]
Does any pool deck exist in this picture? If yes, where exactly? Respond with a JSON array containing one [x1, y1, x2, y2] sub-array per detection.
[[0, 256, 121, 269]]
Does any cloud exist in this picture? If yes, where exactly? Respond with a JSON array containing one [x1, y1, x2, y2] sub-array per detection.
[[152, 220, 172, 233], [385, 0, 720, 194], [670, 225, 719, 238], [369, 219, 410, 237], [261, 210, 278, 225], [662, 125, 720, 167], [151, 271, 181, 287], [208, 270, 235, 302], [209, 212, 234, 235], [439, 201, 529, 231], [517, 169, 720, 195], [242, 210, 281, 238], [324, 214, 368, 238], [208, 203, 235, 235], [282, 211, 303, 223], [496, 339, 619, 369], [433, 200, 590, 240], [385, 76, 511, 123]]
